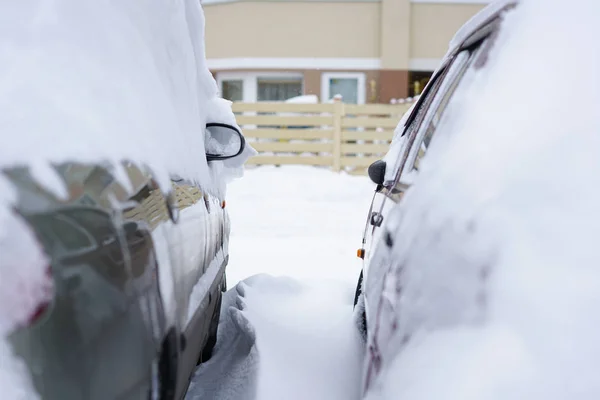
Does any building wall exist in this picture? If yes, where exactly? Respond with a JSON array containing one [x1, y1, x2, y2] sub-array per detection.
[[410, 3, 485, 64], [204, 2, 380, 59], [204, 0, 487, 102]]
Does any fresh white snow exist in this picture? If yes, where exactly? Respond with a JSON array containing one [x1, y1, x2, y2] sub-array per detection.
[[365, 0, 600, 399], [187, 166, 374, 399], [0, 1, 253, 202]]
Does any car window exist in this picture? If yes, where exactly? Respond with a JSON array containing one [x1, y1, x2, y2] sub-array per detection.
[[34, 215, 95, 253], [381, 44, 484, 203], [379, 63, 452, 202], [62, 208, 116, 240], [410, 49, 473, 172]]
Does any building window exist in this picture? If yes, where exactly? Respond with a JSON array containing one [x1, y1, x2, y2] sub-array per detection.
[[217, 72, 304, 102], [221, 80, 244, 102], [257, 77, 303, 102], [321, 72, 366, 104]]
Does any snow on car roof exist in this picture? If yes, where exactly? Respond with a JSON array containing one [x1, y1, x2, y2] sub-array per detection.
[[447, 0, 518, 56], [0, 1, 252, 202]]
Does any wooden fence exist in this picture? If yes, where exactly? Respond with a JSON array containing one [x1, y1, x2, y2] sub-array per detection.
[[123, 184, 204, 230], [232, 101, 414, 174]]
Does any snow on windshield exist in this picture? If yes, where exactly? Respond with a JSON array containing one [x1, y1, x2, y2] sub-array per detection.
[[0, 0, 253, 396], [367, 0, 600, 398]]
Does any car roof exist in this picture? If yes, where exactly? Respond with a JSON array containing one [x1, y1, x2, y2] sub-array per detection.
[[447, 0, 518, 57], [401, 0, 517, 137]]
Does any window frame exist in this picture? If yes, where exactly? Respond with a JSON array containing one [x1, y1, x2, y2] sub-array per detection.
[[44, 214, 97, 255], [381, 44, 483, 203], [256, 76, 304, 102], [321, 72, 366, 104], [405, 50, 472, 173], [216, 71, 304, 102]]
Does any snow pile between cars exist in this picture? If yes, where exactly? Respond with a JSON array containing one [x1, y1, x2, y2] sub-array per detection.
[[0, 1, 253, 397], [367, 0, 600, 399]]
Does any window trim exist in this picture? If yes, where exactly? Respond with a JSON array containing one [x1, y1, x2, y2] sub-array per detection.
[[381, 48, 473, 203], [404, 50, 472, 173], [51, 214, 98, 255], [321, 72, 366, 104], [385, 65, 450, 193]]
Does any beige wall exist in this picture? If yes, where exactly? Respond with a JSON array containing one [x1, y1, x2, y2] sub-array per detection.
[[409, 3, 485, 59], [380, 0, 410, 69], [204, 2, 380, 59]]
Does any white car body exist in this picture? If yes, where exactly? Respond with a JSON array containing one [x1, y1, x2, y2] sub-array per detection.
[[359, 0, 600, 398]]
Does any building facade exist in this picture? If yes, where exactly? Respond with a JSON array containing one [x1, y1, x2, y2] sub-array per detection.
[[204, 0, 488, 104]]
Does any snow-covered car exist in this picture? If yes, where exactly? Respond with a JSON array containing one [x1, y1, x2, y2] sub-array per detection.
[[4, 127, 244, 400], [0, 1, 255, 400], [354, 0, 600, 398]]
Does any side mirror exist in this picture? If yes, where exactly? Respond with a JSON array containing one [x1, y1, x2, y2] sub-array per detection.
[[205, 123, 246, 162], [124, 221, 139, 236], [368, 160, 386, 185]]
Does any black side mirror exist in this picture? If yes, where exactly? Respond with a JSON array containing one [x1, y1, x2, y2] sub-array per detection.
[[124, 221, 139, 236], [368, 160, 386, 185], [205, 123, 246, 162]]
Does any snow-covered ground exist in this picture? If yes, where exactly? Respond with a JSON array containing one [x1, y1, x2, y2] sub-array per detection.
[[187, 166, 373, 399]]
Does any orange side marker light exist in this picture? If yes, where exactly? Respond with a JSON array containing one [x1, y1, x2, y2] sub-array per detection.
[[357, 248, 365, 259]]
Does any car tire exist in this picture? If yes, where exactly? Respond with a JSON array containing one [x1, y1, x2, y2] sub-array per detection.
[[353, 270, 364, 307], [158, 327, 180, 399], [353, 270, 367, 341], [198, 289, 222, 364]]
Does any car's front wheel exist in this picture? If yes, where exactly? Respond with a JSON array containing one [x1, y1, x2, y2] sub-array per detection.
[[198, 289, 223, 364], [156, 327, 180, 399], [353, 270, 364, 307], [353, 270, 367, 341]]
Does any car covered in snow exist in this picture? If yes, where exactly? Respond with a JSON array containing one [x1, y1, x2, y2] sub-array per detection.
[[353, 0, 515, 339], [354, 0, 600, 398], [4, 128, 245, 400], [0, 1, 254, 400]]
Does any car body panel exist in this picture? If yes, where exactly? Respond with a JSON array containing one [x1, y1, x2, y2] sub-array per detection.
[[4, 160, 228, 399], [359, 3, 517, 394]]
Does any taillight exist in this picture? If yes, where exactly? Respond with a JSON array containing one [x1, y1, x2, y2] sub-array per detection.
[[26, 265, 53, 327], [27, 301, 50, 326]]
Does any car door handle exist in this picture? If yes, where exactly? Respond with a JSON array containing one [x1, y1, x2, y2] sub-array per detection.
[[102, 236, 116, 246], [370, 212, 383, 227]]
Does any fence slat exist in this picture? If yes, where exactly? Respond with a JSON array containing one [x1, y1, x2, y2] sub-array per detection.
[[233, 102, 335, 113], [243, 129, 334, 140], [342, 130, 395, 141], [251, 142, 333, 153], [332, 101, 344, 172], [341, 143, 390, 154], [247, 156, 334, 166], [341, 117, 399, 129], [344, 104, 412, 116], [340, 156, 381, 167], [237, 115, 333, 127]]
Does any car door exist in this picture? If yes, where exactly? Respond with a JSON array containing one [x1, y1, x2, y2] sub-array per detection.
[[6, 165, 158, 400], [362, 37, 495, 393], [359, 59, 455, 320]]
